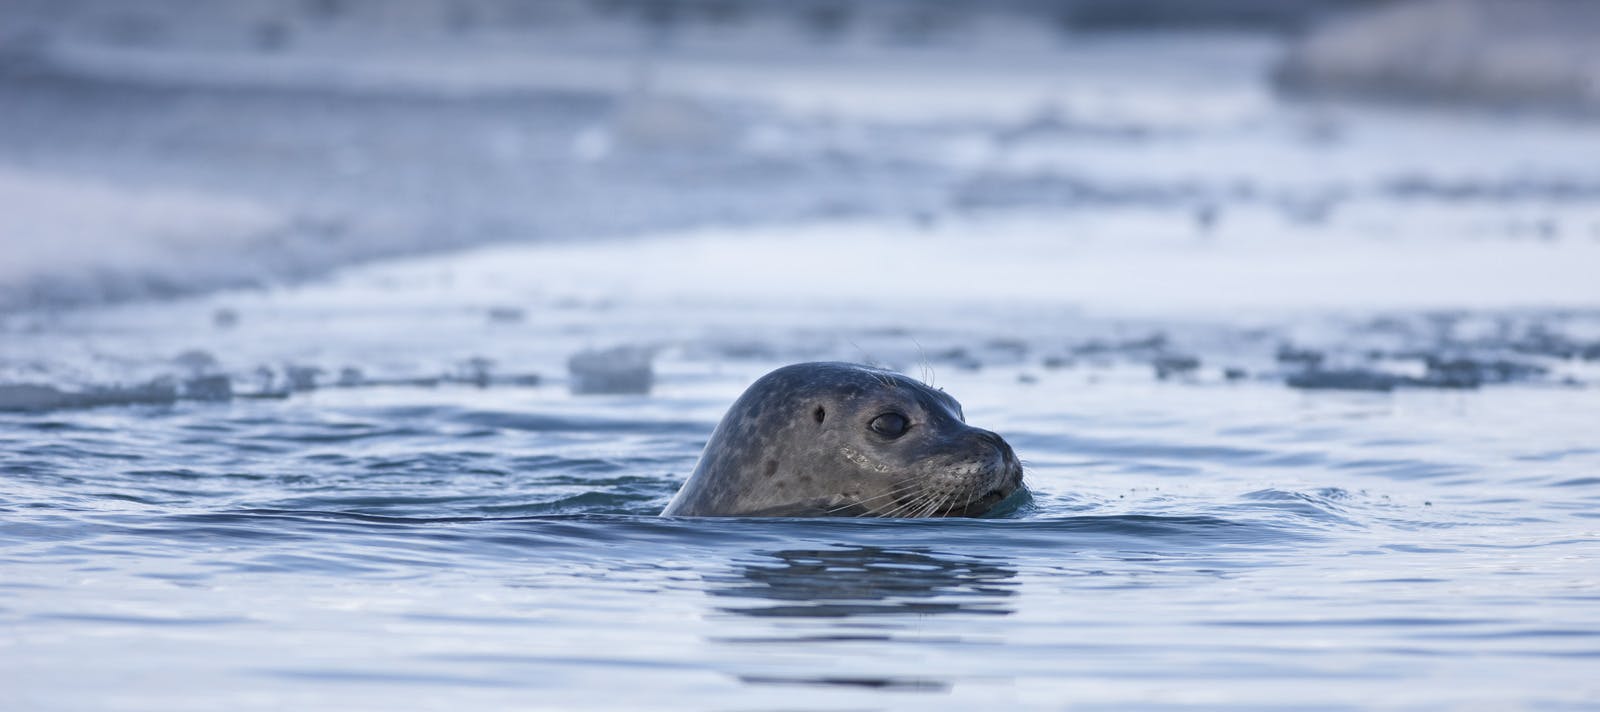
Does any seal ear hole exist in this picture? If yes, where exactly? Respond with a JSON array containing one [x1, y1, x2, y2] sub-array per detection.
[[814, 406, 826, 424]]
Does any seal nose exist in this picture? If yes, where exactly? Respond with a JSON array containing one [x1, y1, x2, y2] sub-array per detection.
[[971, 428, 1023, 490], [972, 429, 1016, 465]]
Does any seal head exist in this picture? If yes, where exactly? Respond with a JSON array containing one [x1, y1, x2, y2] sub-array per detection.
[[662, 362, 1024, 517]]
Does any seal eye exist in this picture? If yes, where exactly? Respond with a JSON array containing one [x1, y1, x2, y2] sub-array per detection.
[[869, 412, 909, 439]]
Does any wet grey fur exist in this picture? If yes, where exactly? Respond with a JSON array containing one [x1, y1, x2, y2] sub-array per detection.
[[662, 362, 1023, 517]]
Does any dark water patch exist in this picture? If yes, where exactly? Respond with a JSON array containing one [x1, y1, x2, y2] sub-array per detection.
[[480, 490, 664, 517], [60, 509, 1315, 576], [1114, 461, 1205, 476], [32, 612, 253, 627], [1356, 577, 1448, 584], [1224, 488, 1362, 528], [1454, 537, 1596, 551], [404, 405, 714, 435], [506, 454, 632, 473], [356, 454, 510, 477], [1515, 447, 1600, 463], [709, 546, 1019, 620], [231, 551, 436, 576], [225, 442, 294, 455], [1, 461, 74, 478], [89, 491, 176, 505], [121, 468, 210, 480], [1466, 497, 1531, 506], [1215, 425, 1280, 437], [1382, 543, 1459, 554], [711, 633, 901, 644], [14, 420, 117, 433], [1334, 459, 1474, 480], [303, 453, 358, 464], [397, 612, 545, 627], [1551, 477, 1600, 487], [1203, 616, 1507, 629], [261, 494, 514, 511], [1414, 628, 1600, 641], [419, 652, 710, 671], [1011, 432, 1301, 469], [115, 517, 322, 543], [519, 474, 671, 489], [1251, 451, 1332, 467], [0, 581, 52, 590], [739, 674, 949, 692], [1358, 437, 1427, 448], [259, 668, 523, 688], [0, 517, 107, 545], [17, 443, 146, 461], [243, 425, 430, 444]]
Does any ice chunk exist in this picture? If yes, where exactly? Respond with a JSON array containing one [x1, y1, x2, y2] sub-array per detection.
[[0, 384, 70, 412], [567, 346, 654, 395]]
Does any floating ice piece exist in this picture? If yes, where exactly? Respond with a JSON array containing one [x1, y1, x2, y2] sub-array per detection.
[[1153, 354, 1201, 381], [1287, 369, 1399, 392], [0, 384, 69, 412], [486, 306, 525, 324], [182, 375, 233, 402], [174, 349, 220, 375], [284, 365, 322, 392], [0, 380, 178, 412], [459, 357, 494, 388], [568, 346, 654, 395]]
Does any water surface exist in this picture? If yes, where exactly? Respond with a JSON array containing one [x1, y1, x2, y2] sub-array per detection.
[[4, 365, 1598, 710]]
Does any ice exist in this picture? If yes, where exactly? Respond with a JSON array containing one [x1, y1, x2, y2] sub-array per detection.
[[3, 0, 1600, 403], [568, 346, 655, 396], [0, 379, 179, 412], [0, 169, 283, 311]]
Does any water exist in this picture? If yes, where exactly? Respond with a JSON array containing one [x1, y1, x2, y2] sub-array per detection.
[[4, 327, 1599, 709]]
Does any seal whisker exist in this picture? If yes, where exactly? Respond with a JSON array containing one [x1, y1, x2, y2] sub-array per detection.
[[866, 486, 928, 517], [940, 476, 977, 517], [824, 482, 921, 515], [895, 491, 941, 519], [958, 476, 981, 516], [884, 498, 923, 519], [829, 479, 924, 515], [874, 490, 920, 518], [911, 337, 935, 388], [878, 491, 925, 519]]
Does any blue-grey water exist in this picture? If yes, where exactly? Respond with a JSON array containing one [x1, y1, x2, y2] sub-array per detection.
[[4, 347, 1599, 710]]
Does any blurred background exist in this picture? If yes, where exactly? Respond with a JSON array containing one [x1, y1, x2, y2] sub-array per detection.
[[3, 0, 1599, 394]]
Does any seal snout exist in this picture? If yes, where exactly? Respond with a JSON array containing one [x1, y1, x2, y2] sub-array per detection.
[[947, 427, 1022, 514], [973, 428, 1021, 477]]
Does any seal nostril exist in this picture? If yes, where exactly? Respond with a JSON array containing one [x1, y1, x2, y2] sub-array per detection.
[[814, 406, 826, 424]]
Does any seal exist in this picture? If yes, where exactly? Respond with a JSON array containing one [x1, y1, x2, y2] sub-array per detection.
[[662, 362, 1024, 517]]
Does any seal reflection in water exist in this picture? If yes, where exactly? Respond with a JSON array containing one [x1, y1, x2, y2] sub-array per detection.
[[662, 362, 1024, 517]]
